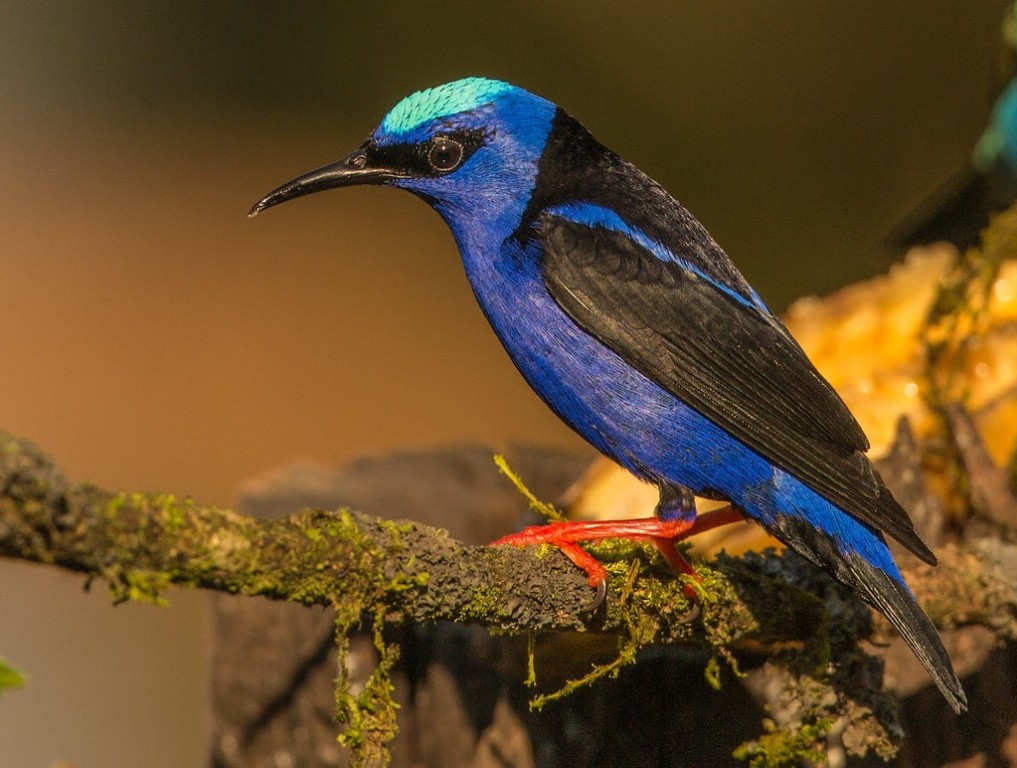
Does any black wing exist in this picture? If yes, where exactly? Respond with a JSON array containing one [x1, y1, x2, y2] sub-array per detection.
[[538, 214, 935, 564]]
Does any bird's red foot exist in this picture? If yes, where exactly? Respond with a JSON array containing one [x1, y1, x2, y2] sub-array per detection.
[[492, 506, 746, 602]]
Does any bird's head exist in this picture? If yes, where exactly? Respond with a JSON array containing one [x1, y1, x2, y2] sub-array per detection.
[[250, 78, 558, 239]]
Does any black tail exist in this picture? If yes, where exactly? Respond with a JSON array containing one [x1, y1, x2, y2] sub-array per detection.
[[846, 553, 967, 713], [773, 517, 967, 713]]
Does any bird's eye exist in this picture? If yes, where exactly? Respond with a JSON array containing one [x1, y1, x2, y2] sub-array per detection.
[[427, 137, 465, 173]]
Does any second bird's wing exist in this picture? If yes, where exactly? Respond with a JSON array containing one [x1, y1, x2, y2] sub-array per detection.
[[537, 213, 935, 563]]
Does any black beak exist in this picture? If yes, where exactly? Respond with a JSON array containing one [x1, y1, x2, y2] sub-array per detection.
[[248, 146, 396, 217]]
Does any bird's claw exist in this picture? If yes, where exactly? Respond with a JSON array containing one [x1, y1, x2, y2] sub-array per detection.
[[582, 577, 608, 614], [677, 600, 701, 625]]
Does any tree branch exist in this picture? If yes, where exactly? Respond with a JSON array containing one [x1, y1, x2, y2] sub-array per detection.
[[0, 431, 594, 628], [2, 428, 1015, 645], [3, 428, 1017, 765]]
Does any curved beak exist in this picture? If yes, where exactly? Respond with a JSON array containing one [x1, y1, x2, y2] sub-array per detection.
[[248, 146, 395, 217]]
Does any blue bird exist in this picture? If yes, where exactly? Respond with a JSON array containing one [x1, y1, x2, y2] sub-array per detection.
[[250, 77, 966, 712]]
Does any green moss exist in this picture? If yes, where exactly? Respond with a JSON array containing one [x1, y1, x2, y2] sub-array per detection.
[[108, 569, 172, 606], [524, 543, 701, 709], [334, 603, 402, 767], [734, 717, 833, 768], [0, 657, 26, 696], [703, 655, 723, 690], [290, 509, 411, 766], [163, 500, 188, 532], [494, 454, 566, 522], [456, 583, 504, 622], [304, 527, 324, 543]]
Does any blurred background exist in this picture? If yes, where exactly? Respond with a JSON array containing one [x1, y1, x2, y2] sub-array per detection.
[[0, 2, 1008, 764]]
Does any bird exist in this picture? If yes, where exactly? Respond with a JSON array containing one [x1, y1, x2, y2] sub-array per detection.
[[250, 77, 966, 713], [892, 2, 1017, 250]]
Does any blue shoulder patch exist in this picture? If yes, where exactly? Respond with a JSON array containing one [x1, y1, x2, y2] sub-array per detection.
[[546, 201, 764, 311], [381, 78, 515, 135]]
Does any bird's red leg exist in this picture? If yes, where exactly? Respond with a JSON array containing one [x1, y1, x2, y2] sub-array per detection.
[[652, 506, 746, 595], [493, 518, 695, 591], [492, 504, 747, 597], [555, 542, 608, 587], [684, 504, 747, 536]]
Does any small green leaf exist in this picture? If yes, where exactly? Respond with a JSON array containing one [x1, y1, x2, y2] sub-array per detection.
[[0, 658, 26, 694]]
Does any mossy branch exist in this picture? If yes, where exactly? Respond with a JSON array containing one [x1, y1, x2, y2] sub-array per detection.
[[2, 425, 1015, 656], [3, 429, 1017, 765], [0, 431, 588, 630], [3, 429, 1004, 638]]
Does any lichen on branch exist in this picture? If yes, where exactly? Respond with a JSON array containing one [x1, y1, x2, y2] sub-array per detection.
[[2, 431, 1015, 765]]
